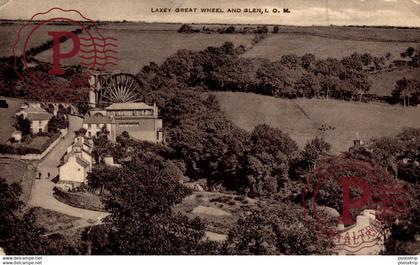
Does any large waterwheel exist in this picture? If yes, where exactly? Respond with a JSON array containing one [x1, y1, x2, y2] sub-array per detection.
[[97, 73, 142, 107]]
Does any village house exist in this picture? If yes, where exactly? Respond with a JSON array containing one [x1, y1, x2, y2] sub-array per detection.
[[83, 102, 163, 143], [82, 115, 113, 138], [57, 136, 93, 190], [16, 103, 53, 133]]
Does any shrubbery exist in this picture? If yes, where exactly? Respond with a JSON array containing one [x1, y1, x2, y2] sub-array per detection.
[[0, 132, 60, 155]]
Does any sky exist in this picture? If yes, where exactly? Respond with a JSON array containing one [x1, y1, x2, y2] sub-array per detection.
[[0, 0, 419, 26]]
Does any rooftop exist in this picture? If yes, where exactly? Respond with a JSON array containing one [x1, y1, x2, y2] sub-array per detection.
[[105, 102, 154, 110], [75, 157, 90, 168]]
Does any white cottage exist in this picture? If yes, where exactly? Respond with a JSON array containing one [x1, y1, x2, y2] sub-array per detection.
[[57, 136, 93, 190], [57, 156, 90, 190]]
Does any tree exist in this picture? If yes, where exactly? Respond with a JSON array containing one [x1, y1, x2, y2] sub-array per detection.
[[319, 75, 339, 99], [15, 114, 31, 136], [302, 137, 331, 168], [77, 127, 87, 136], [339, 70, 371, 101], [373, 56, 385, 70], [256, 61, 294, 97], [301, 53, 316, 70], [256, 25, 268, 34], [47, 115, 67, 133], [84, 153, 216, 254], [178, 24, 194, 33], [383, 183, 420, 254], [305, 154, 393, 217], [295, 72, 320, 98], [361, 53, 374, 67], [392, 78, 419, 107], [209, 57, 256, 92], [280, 54, 301, 69], [341, 53, 363, 71], [0, 178, 83, 255], [405, 47, 415, 58], [225, 26, 235, 33], [289, 137, 331, 181], [240, 125, 298, 197], [222, 202, 334, 254], [0, 178, 43, 254], [74, 101, 90, 115], [92, 129, 113, 163], [273, 25, 279, 33]]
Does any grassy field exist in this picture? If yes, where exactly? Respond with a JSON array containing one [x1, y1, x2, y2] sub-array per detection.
[[2, 22, 418, 75], [270, 25, 420, 43], [215, 92, 420, 154], [35, 24, 255, 74], [29, 207, 80, 233], [0, 24, 76, 57], [368, 68, 420, 96], [0, 158, 37, 203], [242, 33, 420, 60], [0, 97, 23, 143]]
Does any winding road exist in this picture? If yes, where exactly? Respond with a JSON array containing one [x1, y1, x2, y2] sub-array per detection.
[[37, 116, 82, 179], [28, 115, 109, 222]]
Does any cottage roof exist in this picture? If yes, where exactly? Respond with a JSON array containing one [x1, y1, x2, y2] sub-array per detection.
[[58, 155, 90, 168], [75, 157, 90, 168]]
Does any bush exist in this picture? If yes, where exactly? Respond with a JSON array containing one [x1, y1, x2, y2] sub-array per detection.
[[53, 188, 104, 212], [0, 132, 60, 155], [36, 131, 52, 137]]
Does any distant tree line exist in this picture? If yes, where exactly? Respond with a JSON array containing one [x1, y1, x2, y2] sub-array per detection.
[[179, 24, 269, 34], [135, 42, 420, 106], [25, 27, 85, 58]]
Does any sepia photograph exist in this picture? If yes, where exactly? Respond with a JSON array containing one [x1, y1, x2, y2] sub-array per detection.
[[0, 0, 419, 263]]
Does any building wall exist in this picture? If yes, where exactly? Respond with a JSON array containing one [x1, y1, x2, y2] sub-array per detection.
[[83, 123, 112, 138], [58, 156, 87, 183], [114, 118, 163, 143], [31, 119, 48, 133]]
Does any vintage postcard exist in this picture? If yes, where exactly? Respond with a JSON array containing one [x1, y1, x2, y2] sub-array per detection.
[[0, 0, 419, 262]]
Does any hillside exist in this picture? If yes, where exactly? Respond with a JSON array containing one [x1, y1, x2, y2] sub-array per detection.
[[368, 68, 420, 96], [215, 92, 420, 153], [0, 24, 77, 57], [0, 97, 22, 143], [242, 33, 419, 60], [35, 25, 254, 74], [3, 22, 420, 75]]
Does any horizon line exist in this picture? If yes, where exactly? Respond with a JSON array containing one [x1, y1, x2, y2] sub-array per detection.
[[0, 18, 420, 29]]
